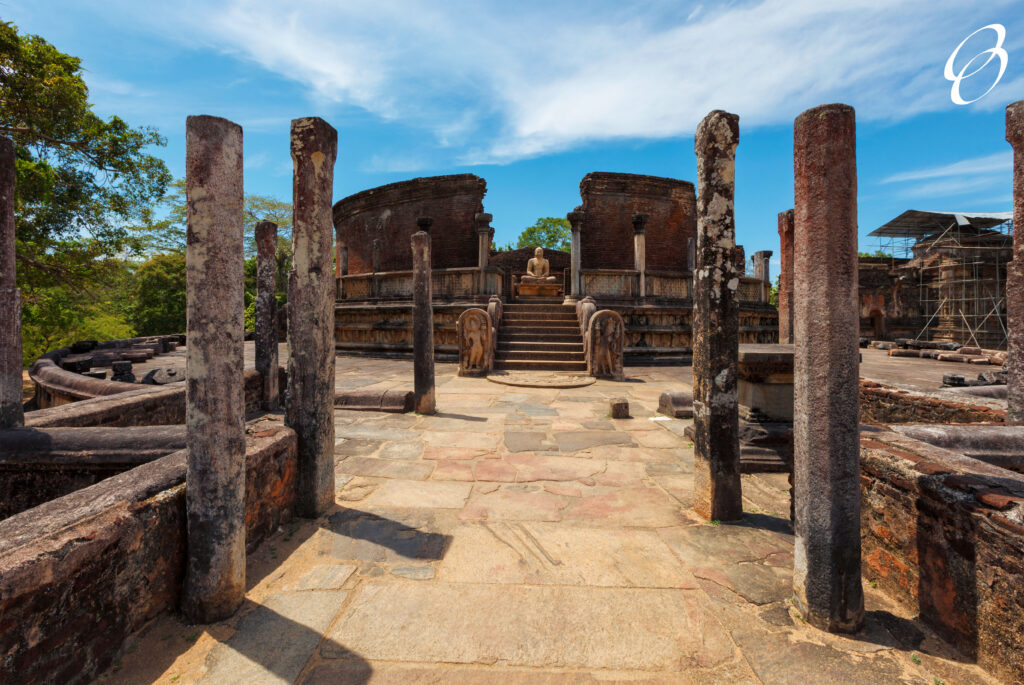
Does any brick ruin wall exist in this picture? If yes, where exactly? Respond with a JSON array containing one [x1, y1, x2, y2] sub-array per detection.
[[859, 433, 1024, 683], [578, 172, 696, 272], [859, 380, 1007, 425], [334, 174, 486, 274]]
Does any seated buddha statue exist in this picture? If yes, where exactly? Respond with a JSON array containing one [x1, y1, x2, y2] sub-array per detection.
[[521, 247, 557, 283]]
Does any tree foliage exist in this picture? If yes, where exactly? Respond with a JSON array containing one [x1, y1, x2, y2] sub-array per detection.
[[129, 252, 186, 336], [511, 217, 571, 252]]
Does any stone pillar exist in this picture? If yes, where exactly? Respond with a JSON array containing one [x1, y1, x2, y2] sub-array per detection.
[[778, 210, 795, 344], [792, 103, 863, 633], [733, 244, 746, 275], [412, 218, 435, 413], [0, 138, 23, 429], [339, 244, 348, 276], [687, 237, 696, 272], [255, 221, 279, 411], [753, 250, 772, 283], [567, 210, 583, 301], [1007, 101, 1024, 424], [476, 212, 492, 295], [182, 115, 246, 623], [692, 110, 743, 522], [372, 238, 381, 273], [285, 117, 338, 518], [633, 213, 648, 300]]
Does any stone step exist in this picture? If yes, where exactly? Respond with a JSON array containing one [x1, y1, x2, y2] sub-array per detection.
[[498, 341, 584, 352], [498, 332, 583, 343], [503, 314, 578, 323], [512, 297, 565, 304], [502, 321, 580, 331], [504, 304, 575, 313], [494, 349, 586, 362], [493, 359, 589, 371]]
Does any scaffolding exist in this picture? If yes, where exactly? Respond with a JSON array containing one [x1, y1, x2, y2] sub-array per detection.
[[868, 210, 1014, 350]]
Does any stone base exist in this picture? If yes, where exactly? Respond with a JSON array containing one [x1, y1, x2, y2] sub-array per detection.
[[517, 283, 561, 297], [658, 391, 694, 418], [683, 419, 791, 473]]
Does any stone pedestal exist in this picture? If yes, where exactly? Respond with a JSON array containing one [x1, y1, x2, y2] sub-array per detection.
[[183, 115, 246, 623], [692, 110, 742, 522], [792, 103, 864, 633]]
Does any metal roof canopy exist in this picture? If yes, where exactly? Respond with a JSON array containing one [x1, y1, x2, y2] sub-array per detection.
[[868, 209, 1012, 238]]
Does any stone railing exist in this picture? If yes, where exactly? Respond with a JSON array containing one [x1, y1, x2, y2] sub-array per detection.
[[338, 266, 503, 302], [646, 270, 692, 299], [579, 269, 640, 299], [737, 276, 770, 304]]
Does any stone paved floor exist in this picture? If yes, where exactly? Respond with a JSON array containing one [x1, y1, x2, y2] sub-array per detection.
[[98, 354, 999, 684]]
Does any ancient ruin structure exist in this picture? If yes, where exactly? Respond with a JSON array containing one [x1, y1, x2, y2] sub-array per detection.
[[412, 221, 436, 413], [182, 115, 247, 623], [286, 117, 338, 518], [792, 103, 864, 632], [691, 110, 743, 523], [862, 210, 1013, 347], [0, 137, 23, 429], [585, 309, 624, 380], [255, 220, 279, 410], [457, 308, 492, 376], [1008, 100, 1023, 423]]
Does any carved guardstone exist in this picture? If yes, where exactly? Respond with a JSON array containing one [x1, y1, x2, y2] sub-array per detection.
[[457, 308, 493, 377], [587, 310, 625, 380]]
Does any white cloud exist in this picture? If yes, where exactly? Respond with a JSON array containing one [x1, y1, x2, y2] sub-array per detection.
[[881, 152, 1011, 184], [104, 0, 1022, 163]]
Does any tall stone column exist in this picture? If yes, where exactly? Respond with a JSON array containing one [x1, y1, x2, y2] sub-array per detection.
[[0, 138, 23, 429], [255, 221, 279, 411], [567, 210, 583, 301], [753, 250, 772, 282], [778, 210, 795, 344], [286, 117, 338, 518], [1007, 101, 1024, 424], [412, 219, 436, 414], [476, 212, 492, 295], [692, 110, 743, 522], [792, 103, 863, 633], [182, 116, 246, 623], [633, 213, 648, 300]]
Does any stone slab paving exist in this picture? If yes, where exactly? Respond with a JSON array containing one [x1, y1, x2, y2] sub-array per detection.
[[98, 355, 999, 684]]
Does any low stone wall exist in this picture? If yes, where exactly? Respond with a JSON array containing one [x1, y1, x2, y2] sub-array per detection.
[[0, 425, 187, 519], [860, 431, 1024, 683], [25, 368, 273, 428], [860, 380, 1007, 424], [0, 426, 297, 685]]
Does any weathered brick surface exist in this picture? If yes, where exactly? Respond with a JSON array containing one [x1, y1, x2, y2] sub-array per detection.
[[578, 173, 696, 272], [334, 174, 486, 274], [860, 435, 1024, 682], [0, 428, 296, 685], [859, 380, 1007, 425]]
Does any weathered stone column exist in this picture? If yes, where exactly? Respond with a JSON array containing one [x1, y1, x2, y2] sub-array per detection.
[[633, 213, 648, 300], [476, 212, 492, 295], [1007, 101, 1024, 424], [692, 110, 742, 522], [285, 117, 338, 518], [412, 218, 436, 414], [753, 250, 772, 283], [733, 245, 746, 275], [778, 209, 795, 344], [183, 115, 246, 623], [567, 210, 583, 301], [0, 138, 23, 429], [792, 103, 863, 633], [255, 221, 279, 411]]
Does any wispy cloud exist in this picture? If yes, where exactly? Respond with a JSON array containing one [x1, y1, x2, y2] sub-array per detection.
[[101, 0, 1023, 164], [881, 152, 1011, 184]]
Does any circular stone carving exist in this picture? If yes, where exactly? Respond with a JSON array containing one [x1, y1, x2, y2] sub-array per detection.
[[486, 370, 596, 389]]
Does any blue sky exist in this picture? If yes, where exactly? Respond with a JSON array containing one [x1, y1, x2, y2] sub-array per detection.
[[7, 0, 1023, 267]]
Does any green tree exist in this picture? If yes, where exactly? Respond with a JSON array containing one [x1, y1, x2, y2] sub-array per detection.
[[513, 217, 571, 252], [129, 252, 186, 336]]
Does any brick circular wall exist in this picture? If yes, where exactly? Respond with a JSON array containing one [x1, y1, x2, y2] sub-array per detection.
[[578, 172, 696, 272], [333, 174, 486, 274]]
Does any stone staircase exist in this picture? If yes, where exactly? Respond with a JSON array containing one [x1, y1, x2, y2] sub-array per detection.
[[494, 298, 587, 372]]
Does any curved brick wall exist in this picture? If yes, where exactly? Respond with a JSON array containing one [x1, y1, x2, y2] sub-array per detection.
[[334, 174, 486, 274], [578, 172, 696, 272]]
